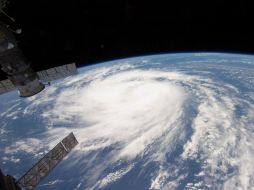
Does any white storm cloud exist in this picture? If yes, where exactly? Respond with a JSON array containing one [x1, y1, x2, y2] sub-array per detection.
[[4, 61, 254, 190]]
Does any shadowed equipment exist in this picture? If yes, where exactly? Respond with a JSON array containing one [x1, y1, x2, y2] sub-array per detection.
[[0, 23, 78, 97]]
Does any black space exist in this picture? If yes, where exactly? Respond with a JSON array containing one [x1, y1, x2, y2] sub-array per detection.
[[1, 0, 254, 79]]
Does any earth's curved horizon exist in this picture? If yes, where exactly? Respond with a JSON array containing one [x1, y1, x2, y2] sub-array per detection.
[[1, 53, 254, 190]]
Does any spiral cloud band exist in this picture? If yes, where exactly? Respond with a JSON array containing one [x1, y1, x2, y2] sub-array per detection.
[[1, 53, 254, 190]]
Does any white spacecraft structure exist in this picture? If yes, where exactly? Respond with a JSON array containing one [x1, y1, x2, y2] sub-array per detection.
[[0, 22, 78, 97]]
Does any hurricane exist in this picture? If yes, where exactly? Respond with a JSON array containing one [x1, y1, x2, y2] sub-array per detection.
[[1, 53, 254, 190]]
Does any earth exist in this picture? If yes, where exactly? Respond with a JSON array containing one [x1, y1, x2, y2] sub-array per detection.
[[1, 53, 254, 190]]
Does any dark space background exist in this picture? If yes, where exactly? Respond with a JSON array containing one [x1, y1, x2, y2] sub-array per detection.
[[0, 0, 254, 79]]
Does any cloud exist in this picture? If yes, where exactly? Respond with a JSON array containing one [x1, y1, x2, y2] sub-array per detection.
[[38, 69, 188, 160], [2, 156, 20, 163], [0, 101, 22, 120], [93, 164, 134, 189], [4, 138, 43, 154], [1, 58, 254, 189]]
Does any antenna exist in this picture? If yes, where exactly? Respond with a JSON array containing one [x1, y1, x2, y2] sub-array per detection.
[[0, 0, 15, 22]]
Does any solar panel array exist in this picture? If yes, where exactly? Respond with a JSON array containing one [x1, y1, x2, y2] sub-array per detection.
[[37, 63, 78, 82], [0, 63, 78, 96], [17, 132, 78, 190]]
